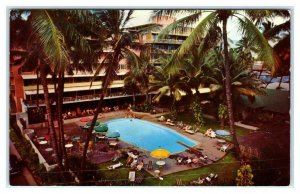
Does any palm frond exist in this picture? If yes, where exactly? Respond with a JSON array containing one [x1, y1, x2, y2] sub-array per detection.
[[177, 12, 218, 58], [121, 10, 134, 28], [31, 10, 69, 71], [236, 15, 280, 74], [157, 11, 203, 39]]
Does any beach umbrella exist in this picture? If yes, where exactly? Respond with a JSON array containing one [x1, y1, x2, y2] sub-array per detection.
[[95, 124, 109, 132], [86, 121, 100, 126], [150, 148, 171, 159], [105, 131, 120, 138], [80, 117, 91, 122]]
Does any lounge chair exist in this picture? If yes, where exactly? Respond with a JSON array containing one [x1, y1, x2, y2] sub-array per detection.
[[210, 131, 216, 138], [220, 144, 229, 152], [185, 129, 195, 134], [191, 178, 204, 185], [128, 171, 136, 182], [165, 121, 175, 126], [205, 176, 211, 182], [107, 162, 123, 170], [204, 128, 216, 138]]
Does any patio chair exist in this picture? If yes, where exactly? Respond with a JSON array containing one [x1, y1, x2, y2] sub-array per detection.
[[107, 162, 123, 170], [128, 171, 136, 182], [220, 144, 229, 152]]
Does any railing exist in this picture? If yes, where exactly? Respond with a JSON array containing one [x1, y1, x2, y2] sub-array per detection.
[[145, 39, 184, 44], [24, 92, 135, 106]]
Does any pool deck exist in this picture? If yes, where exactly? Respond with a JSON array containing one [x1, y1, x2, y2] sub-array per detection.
[[27, 110, 232, 176]]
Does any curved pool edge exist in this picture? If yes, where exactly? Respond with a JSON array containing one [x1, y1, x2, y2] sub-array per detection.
[[105, 118, 199, 154]]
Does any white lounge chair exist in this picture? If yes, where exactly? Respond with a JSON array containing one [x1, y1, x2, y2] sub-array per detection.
[[185, 129, 195, 134], [220, 144, 229, 152], [165, 121, 175, 126], [107, 162, 123, 170], [128, 171, 136, 182]]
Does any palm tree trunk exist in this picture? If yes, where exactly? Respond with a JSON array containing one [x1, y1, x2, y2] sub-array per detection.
[[57, 71, 69, 168], [222, 18, 241, 158], [40, 65, 64, 171], [53, 75, 62, 159], [79, 92, 105, 181], [145, 91, 149, 103], [36, 69, 40, 108], [133, 91, 136, 105]]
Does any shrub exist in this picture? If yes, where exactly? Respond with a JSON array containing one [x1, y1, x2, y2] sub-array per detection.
[[191, 98, 205, 127], [142, 102, 152, 112], [236, 163, 254, 186]]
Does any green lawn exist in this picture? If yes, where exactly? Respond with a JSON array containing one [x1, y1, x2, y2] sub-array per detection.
[[96, 152, 239, 186]]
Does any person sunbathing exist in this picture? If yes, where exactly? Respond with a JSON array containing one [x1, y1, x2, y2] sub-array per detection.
[[136, 161, 144, 171], [126, 156, 133, 167]]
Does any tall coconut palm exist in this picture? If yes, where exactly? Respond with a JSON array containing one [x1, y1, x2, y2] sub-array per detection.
[[154, 9, 289, 157], [10, 10, 102, 172], [79, 10, 161, 179]]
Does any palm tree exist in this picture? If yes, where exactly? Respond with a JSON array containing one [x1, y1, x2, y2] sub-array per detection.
[[148, 54, 189, 116], [124, 47, 153, 105], [10, 10, 102, 172], [261, 19, 290, 88], [205, 47, 265, 127], [124, 74, 141, 105], [79, 10, 160, 179], [154, 9, 289, 157]]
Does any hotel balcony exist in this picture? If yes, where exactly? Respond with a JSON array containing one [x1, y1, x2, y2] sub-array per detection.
[[23, 92, 144, 108], [144, 38, 184, 44], [23, 80, 125, 95]]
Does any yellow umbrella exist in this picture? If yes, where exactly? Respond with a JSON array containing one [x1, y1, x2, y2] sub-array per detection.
[[150, 148, 171, 159]]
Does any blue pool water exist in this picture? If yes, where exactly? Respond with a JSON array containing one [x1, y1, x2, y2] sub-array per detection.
[[105, 118, 197, 154]]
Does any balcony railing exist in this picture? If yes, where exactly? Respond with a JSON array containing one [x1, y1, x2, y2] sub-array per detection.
[[145, 39, 184, 44], [24, 92, 139, 107]]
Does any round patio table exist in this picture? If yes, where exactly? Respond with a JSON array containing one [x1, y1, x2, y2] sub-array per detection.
[[45, 148, 53, 152], [39, 140, 47, 145], [156, 160, 166, 166], [65, 143, 73, 148]]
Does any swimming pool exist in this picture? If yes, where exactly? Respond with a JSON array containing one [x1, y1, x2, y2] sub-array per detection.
[[105, 118, 198, 154]]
